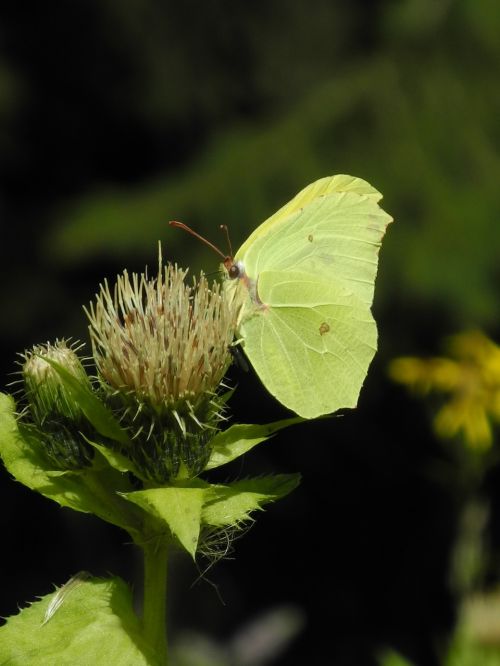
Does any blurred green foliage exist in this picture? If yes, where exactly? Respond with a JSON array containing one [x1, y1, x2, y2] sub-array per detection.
[[0, 1, 499, 342], [379, 588, 500, 666], [13, 0, 494, 328]]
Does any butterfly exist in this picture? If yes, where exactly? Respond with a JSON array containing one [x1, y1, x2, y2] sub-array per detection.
[[172, 175, 393, 419]]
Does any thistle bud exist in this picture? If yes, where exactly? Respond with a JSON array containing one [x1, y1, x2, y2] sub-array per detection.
[[21, 340, 94, 469], [86, 259, 237, 483]]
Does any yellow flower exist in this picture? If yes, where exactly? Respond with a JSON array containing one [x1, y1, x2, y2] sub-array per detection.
[[389, 331, 500, 450]]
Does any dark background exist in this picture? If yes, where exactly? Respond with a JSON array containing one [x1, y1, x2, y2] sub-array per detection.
[[1, 1, 500, 664]]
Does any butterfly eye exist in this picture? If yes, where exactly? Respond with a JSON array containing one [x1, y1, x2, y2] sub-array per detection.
[[228, 264, 241, 280]]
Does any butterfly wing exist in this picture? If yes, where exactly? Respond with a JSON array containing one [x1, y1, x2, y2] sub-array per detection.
[[238, 186, 392, 306], [236, 174, 384, 262], [227, 175, 392, 417], [238, 271, 377, 418]]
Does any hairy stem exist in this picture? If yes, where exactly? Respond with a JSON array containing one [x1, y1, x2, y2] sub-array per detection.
[[142, 537, 169, 664]]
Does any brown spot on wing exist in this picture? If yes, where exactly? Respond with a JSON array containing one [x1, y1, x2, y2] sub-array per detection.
[[319, 322, 330, 336], [308, 234, 313, 242]]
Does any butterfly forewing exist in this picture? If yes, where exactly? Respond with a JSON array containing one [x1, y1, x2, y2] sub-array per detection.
[[239, 191, 391, 307], [235, 174, 383, 259]]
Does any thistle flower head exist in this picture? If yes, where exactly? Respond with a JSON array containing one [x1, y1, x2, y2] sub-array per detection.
[[85, 255, 238, 482], [21, 339, 90, 424], [86, 261, 235, 411], [20, 339, 94, 469]]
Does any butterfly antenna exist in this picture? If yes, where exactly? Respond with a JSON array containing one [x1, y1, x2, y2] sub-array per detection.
[[204, 269, 224, 279], [219, 224, 233, 259], [169, 221, 227, 261]]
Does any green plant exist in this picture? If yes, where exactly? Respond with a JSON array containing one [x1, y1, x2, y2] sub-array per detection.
[[0, 177, 391, 664]]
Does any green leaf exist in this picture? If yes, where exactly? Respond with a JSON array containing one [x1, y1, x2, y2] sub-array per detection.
[[204, 417, 304, 471], [202, 474, 300, 528], [40, 356, 130, 446], [0, 393, 140, 534], [86, 438, 142, 477], [0, 575, 160, 665], [0, 393, 59, 485], [123, 482, 209, 558]]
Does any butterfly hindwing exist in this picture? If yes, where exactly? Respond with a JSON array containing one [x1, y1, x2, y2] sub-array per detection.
[[238, 271, 377, 418]]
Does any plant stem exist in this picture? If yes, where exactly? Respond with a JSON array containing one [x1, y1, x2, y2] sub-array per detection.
[[142, 537, 169, 665]]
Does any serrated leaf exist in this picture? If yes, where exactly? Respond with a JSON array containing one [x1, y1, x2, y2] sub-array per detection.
[[122, 482, 209, 558], [204, 418, 304, 471], [202, 474, 300, 528], [40, 356, 130, 446], [0, 394, 58, 485], [0, 393, 140, 534], [0, 575, 160, 665]]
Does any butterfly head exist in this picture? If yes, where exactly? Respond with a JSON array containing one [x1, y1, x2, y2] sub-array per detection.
[[224, 258, 245, 281], [169, 220, 247, 281]]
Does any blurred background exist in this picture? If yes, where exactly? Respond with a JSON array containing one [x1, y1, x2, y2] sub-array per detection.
[[1, 1, 500, 664]]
